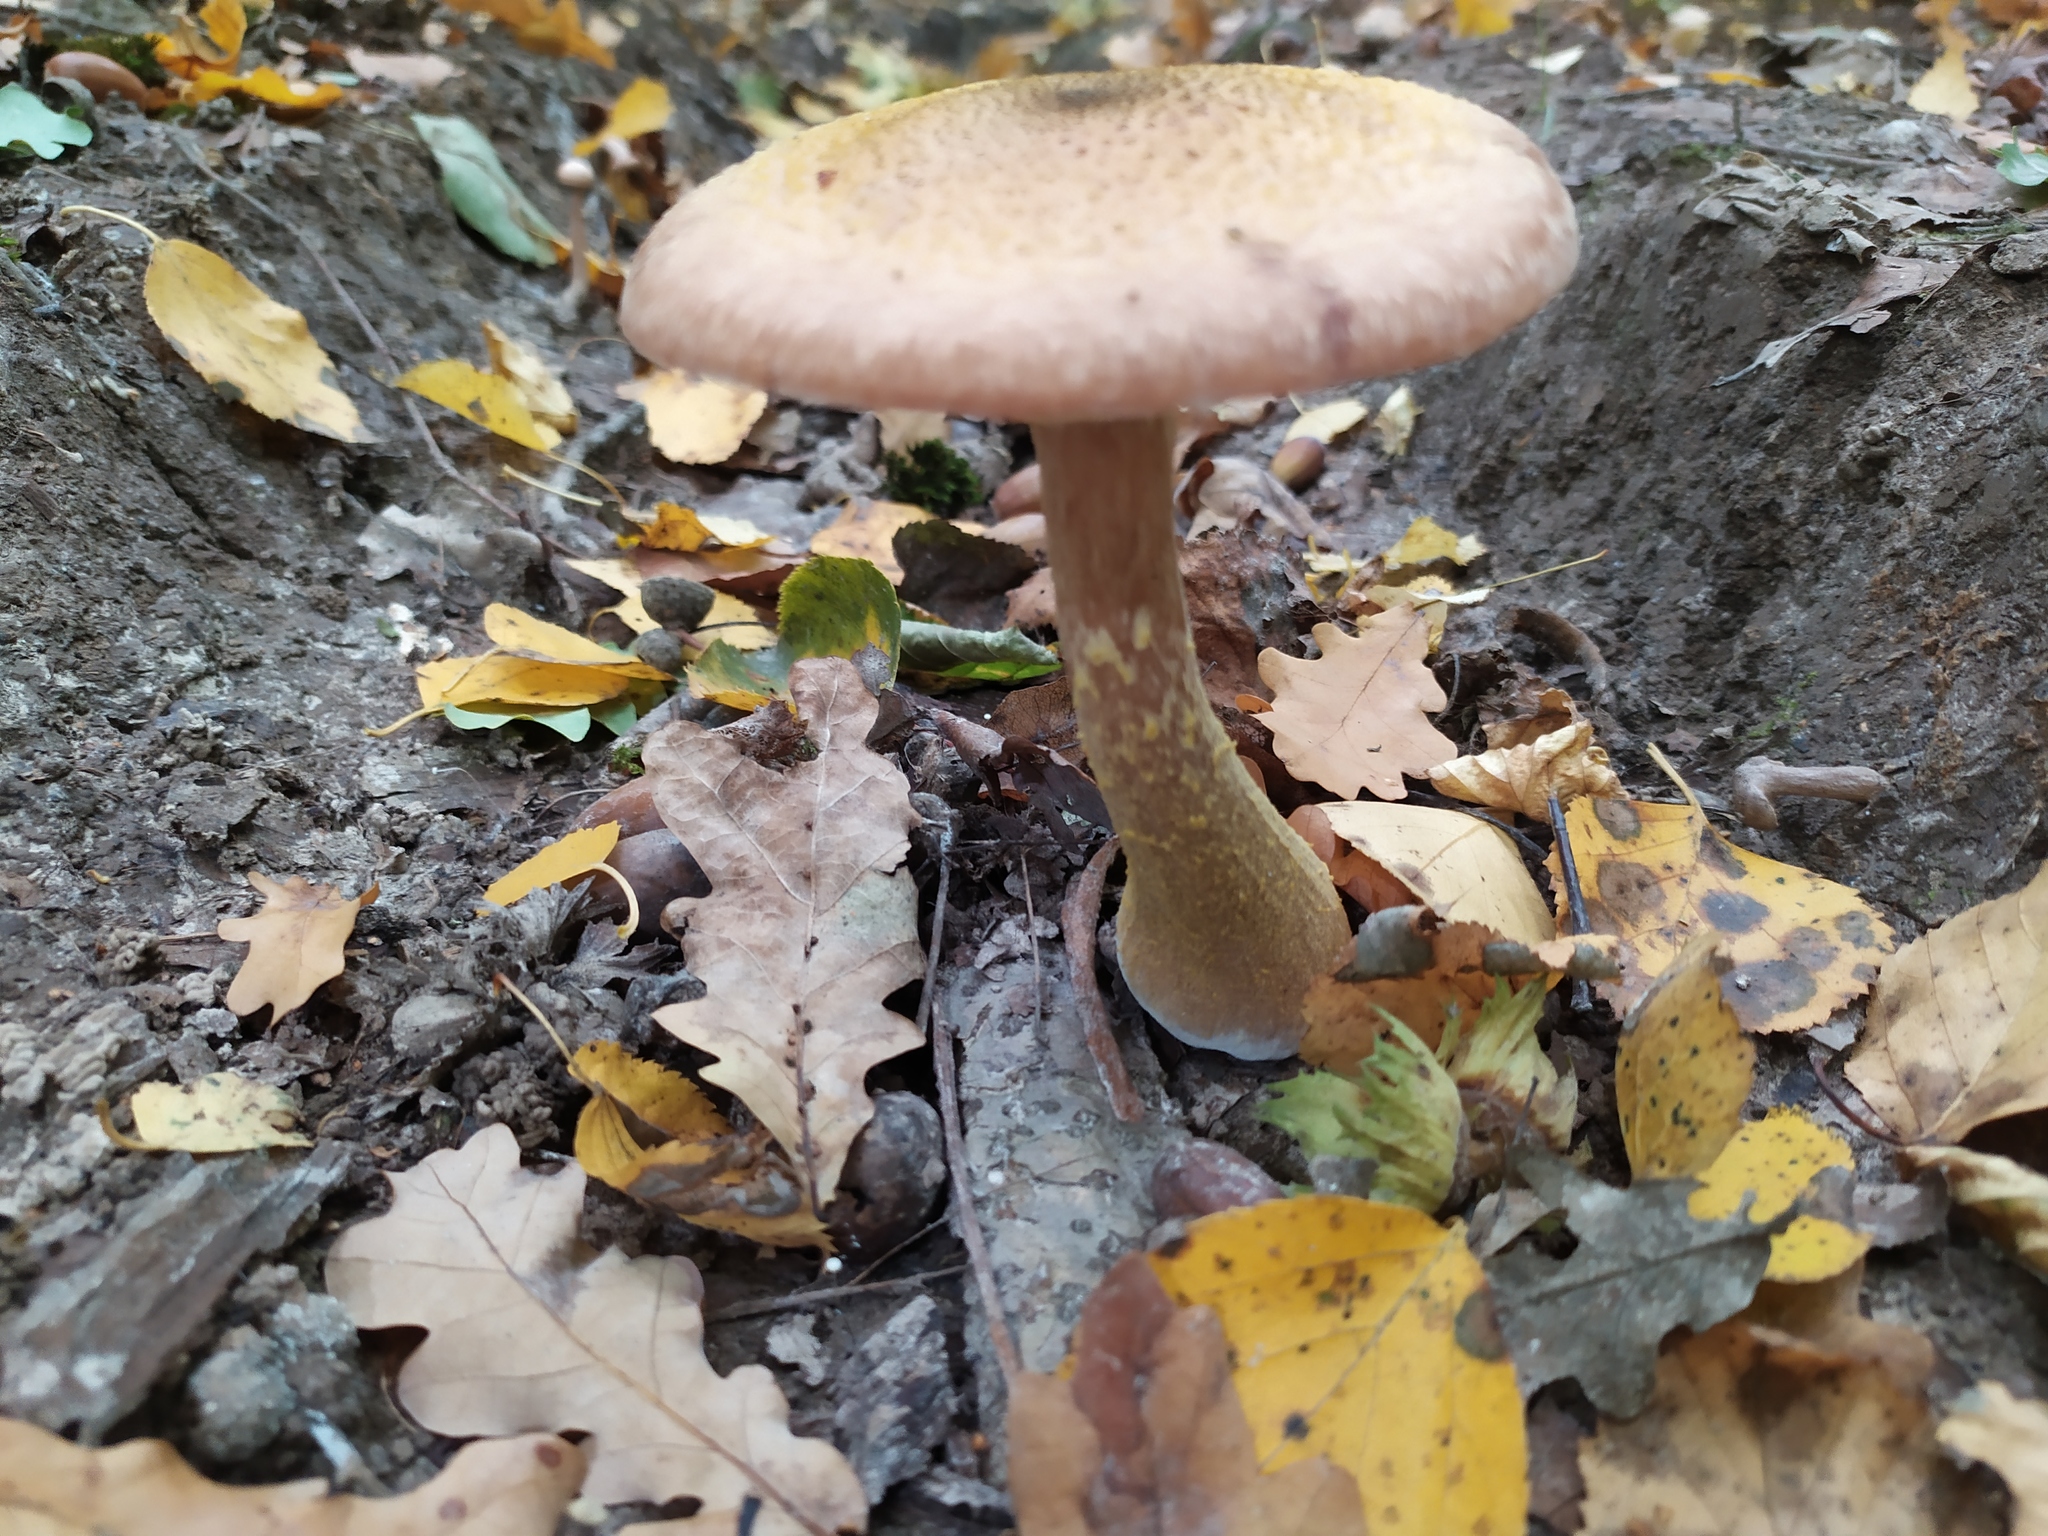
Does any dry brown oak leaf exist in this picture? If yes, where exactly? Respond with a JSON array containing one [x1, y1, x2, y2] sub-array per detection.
[[1008, 1253, 1364, 1536], [1846, 861, 2048, 1144], [324, 1124, 868, 1535], [644, 656, 923, 1210], [218, 871, 378, 1020], [1258, 611, 1457, 801], [0, 1418, 583, 1535]]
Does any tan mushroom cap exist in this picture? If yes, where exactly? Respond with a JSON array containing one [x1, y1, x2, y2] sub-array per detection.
[[621, 66, 1578, 422]]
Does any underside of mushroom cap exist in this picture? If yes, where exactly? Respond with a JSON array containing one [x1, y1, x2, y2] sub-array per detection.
[[620, 66, 1578, 422]]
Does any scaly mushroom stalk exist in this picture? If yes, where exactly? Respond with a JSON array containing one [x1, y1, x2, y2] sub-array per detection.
[[1036, 417, 1348, 1058]]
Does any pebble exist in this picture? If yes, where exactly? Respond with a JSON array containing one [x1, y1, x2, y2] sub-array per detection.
[[1992, 230, 2048, 277]]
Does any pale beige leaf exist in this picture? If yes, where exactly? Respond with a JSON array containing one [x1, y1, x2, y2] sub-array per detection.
[[1383, 512, 1483, 569], [482, 319, 577, 435], [1579, 1322, 1996, 1536], [645, 657, 924, 1209], [1939, 1381, 2048, 1536], [807, 498, 935, 583], [325, 1124, 867, 1531], [1259, 614, 1458, 801], [1314, 801, 1554, 946], [1901, 1145, 2048, 1280], [874, 407, 948, 452], [1846, 863, 2048, 1143], [620, 371, 768, 465], [1283, 398, 1368, 444], [0, 1417, 583, 1535], [1372, 385, 1421, 457], [1429, 720, 1622, 819], [217, 872, 377, 1021], [126, 1072, 311, 1152]]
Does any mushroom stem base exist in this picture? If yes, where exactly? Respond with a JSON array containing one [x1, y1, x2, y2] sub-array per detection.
[[1033, 416, 1349, 1060]]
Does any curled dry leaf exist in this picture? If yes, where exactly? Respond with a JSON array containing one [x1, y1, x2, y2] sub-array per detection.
[[1688, 1107, 1869, 1284], [1428, 718, 1622, 819], [1938, 1381, 2048, 1533], [482, 320, 577, 436], [620, 370, 769, 465], [481, 822, 619, 911], [1900, 1145, 2048, 1280], [116, 1072, 311, 1153], [1384, 512, 1485, 570], [1259, 613, 1458, 800], [325, 1124, 867, 1529], [634, 501, 777, 554], [218, 872, 378, 1021], [646, 658, 924, 1211], [1616, 937, 1755, 1180], [1283, 397, 1368, 444], [1578, 1321, 1998, 1536], [1846, 862, 2048, 1144], [0, 1417, 585, 1536], [1008, 1253, 1366, 1536], [1372, 385, 1421, 456], [1149, 1196, 1527, 1536], [395, 357, 561, 451], [1550, 794, 1893, 1033]]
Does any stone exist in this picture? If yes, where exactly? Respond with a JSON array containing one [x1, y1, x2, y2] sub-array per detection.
[[388, 990, 489, 1060], [185, 1327, 293, 1463], [833, 1295, 955, 1503], [1992, 230, 2048, 277]]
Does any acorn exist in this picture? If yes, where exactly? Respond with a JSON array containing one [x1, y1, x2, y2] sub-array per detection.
[[1270, 435, 1326, 491], [44, 52, 149, 106]]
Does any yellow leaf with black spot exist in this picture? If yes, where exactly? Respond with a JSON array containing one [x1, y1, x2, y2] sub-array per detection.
[[1689, 1107, 1869, 1283], [1148, 1195, 1526, 1536], [396, 358, 561, 451], [1615, 936, 1754, 1179], [121, 1071, 311, 1152], [1549, 795, 1892, 1033], [415, 654, 648, 710], [481, 823, 618, 911], [481, 603, 668, 675]]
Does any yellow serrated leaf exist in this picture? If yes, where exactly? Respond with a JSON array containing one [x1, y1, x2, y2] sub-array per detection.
[[218, 873, 378, 1021], [1284, 398, 1368, 444], [483, 602, 664, 673], [188, 67, 345, 112], [1451, 0, 1530, 38], [125, 1071, 312, 1152], [1373, 383, 1421, 456], [1616, 936, 1755, 1179], [1689, 1107, 1870, 1283], [1907, 27, 1977, 124], [416, 654, 646, 710], [396, 358, 561, 451], [618, 371, 767, 465], [482, 320, 577, 436], [482, 823, 619, 911], [632, 501, 773, 554], [574, 76, 673, 154], [1149, 1196, 1526, 1536], [1385, 513, 1485, 569], [144, 239, 363, 443]]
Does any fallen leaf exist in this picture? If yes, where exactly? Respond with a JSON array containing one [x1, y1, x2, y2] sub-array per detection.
[[1429, 720, 1622, 819], [574, 75, 673, 153], [1283, 397, 1368, 444], [1486, 1153, 1781, 1416], [633, 501, 776, 553], [445, 0, 615, 63], [154, 0, 244, 74], [1179, 457, 1312, 540], [1908, 26, 1979, 123], [482, 320, 576, 436], [117, 1072, 311, 1152], [619, 371, 768, 465], [1313, 801, 1556, 941], [1148, 1195, 1527, 1536], [188, 68, 345, 114], [1550, 793, 1893, 1032], [1009, 1253, 1366, 1536], [1484, 686, 1581, 748], [1450, 976, 1577, 1153], [1616, 937, 1755, 1179], [483, 603, 663, 672], [1451, 0, 1533, 38], [395, 357, 561, 451], [1845, 863, 2048, 1143], [483, 822, 619, 911], [0, 82, 93, 159], [898, 621, 1060, 685], [647, 658, 924, 1210], [1287, 803, 1416, 912], [326, 1124, 867, 1526], [1578, 1321, 1995, 1536], [0, 1419, 583, 1535], [1719, 253, 1960, 384], [1007, 566, 1058, 628], [1900, 1145, 2048, 1280], [1373, 384, 1421, 455], [807, 498, 935, 582], [1939, 1381, 2048, 1532], [1384, 513, 1485, 569], [893, 519, 1039, 616], [873, 407, 948, 452], [218, 872, 378, 1021], [1264, 1018, 1465, 1209], [1259, 613, 1458, 800], [416, 653, 649, 710], [572, 1040, 830, 1248], [562, 557, 776, 649], [1688, 1107, 1869, 1283], [142, 236, 363, 442], [344, 47, 461, 86], [412, 113, 563, 267]]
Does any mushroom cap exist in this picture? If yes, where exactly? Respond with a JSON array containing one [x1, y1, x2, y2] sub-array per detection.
[[557, 155, 597, 190], [620, 66, 1578, 422]]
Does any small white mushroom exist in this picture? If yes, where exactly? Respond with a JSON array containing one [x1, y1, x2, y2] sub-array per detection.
[[555, 155, 595, 318]]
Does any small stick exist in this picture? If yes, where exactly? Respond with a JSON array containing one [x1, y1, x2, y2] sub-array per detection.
[[702, 1265, 969, 1324], [1548, 794, 1594, 1013], [1807, 1041, 1901, 1145], [1019, 848, 1044, 1024], [1730, 757, 1887, 832], [1061, 838, 1143, 1123]]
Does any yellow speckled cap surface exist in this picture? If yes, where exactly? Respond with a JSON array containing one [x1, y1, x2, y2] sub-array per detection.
[[620, 66, 1578, 422]]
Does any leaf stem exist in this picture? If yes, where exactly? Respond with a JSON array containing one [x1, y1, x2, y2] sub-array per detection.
[[58, 205, 161, 245]]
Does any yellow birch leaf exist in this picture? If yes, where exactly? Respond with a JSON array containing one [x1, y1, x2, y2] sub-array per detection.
[[188, 67, 346, 112], [417, 655, 645, 710], [482, 602, 665, 674], [482, 823, 619, 911], [1373, 383, 1421, 455], [124, 1072, 312, 1152], [807, 498, 936, 583], [1548, 795, 1893, 1033], [618, 371, 768, 465], [1385, 513, 1485, 568], [1615, 936, 1754, 1179], [145, 239, 363, 443], [1688, 1107, 1869, 1283], [218, 873, 378, 1021], [1148, 1196, 1526, 1536], [482, 320, 576, 436], [1901, 1144, 2048, 1280], [559, 560, 777, 649], [396, 358, 561, 451], [1908, 27, 1978, 124], [1315, 801, 1555, 945], [1284, 398, 1368, 444], [631, 501, 773, 553], [1939, 1381, 2048, 1530], [156, 0, 245, 73], [512, 0, 615, 66], [574, 76, 674, 154]]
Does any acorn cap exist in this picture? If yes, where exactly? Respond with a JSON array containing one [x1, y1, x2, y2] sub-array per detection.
[[620, 66, 1577, 422]]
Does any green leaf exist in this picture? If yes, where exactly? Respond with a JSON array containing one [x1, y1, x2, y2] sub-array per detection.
[[899, 620, 1060, 683], [778, 555, 901, 684], [687, 639, 790, 708], [589, 695, 640, 737], [1998, 141, 2048, 188], [1446, 978, 1576, 1151], [442, 702, 593, 740], [0, 84, 94, 160], [411, 113, 563, 267]]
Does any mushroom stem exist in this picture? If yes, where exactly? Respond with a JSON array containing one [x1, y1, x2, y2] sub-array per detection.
[[1034, 416, 1349, 1059]]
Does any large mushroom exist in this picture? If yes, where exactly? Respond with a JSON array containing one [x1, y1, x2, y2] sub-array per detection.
[[619, 66, 1578, 1059]]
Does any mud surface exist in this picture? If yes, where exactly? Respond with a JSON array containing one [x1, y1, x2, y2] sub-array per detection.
[[3, 0, 2046, 1523]]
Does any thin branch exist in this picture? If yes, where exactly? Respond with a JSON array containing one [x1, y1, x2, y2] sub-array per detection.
[[1061, 838, 1142, 1123], [702, 1266, 968, 1325]]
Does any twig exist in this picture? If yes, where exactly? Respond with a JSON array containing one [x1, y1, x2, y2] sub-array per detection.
[[1549, 793, 1595, 1014], [1807, 1041, 1901, 1145], [919, 811, 1023, 1382], [702, 1266, 969, 1324], [1061, 838, 1143, 1124], [846, 1214, 948, 1288], [1019, 848, 1044, 1024]]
